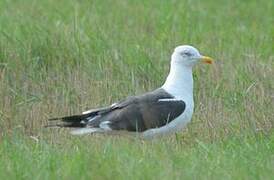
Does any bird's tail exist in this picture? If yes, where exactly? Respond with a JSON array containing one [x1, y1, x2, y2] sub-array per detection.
[[46, 107, 111, 128], [46, 114, 92, 128], [46, 108, 112, 135], [46, 114, 105, 135]]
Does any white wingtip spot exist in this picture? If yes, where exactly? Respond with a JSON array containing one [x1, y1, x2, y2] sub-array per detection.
[[87, 115, 100, 123], [99, 121, 112, 131]]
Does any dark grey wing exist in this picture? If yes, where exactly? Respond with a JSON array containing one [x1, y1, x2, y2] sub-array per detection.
[[47, 88, 185, 132], [96, 99, 185, 132], [87, 88, 186, 132]]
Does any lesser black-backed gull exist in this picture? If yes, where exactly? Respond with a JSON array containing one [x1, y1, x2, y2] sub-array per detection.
[[47, 45, 213, 138]]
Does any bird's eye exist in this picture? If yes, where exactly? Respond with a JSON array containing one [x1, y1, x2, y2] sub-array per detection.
[[181, 51, 192, 57]]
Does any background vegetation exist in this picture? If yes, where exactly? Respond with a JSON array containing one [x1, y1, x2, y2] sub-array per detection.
[[0, 0, 273, 179]]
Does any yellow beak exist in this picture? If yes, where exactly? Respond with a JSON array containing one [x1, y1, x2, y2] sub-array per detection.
[[201, 56, 214, 64]]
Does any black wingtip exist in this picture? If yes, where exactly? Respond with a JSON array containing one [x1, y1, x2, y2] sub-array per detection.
[[48, 117, 61, 121], [46, 114, 91, 128], [48, 114, 84, 122]]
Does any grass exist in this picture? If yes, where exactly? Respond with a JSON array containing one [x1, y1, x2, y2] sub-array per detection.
[[0, 0, 273, 179], [1, 132, 273, 179]]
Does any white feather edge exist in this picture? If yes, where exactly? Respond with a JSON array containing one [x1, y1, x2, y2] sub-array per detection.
[[158, 98, 179, 102], [82, 110, 92, 114]]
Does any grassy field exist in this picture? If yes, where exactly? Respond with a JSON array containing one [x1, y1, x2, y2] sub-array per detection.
[[0, 0, 273, 179]]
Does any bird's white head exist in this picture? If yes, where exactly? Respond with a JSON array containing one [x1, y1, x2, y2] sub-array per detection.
[[171, 45, 213, 67], [162, 45, 213, 98]]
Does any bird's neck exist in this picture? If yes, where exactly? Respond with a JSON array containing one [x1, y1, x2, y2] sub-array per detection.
[[162, 62, 193, 99]]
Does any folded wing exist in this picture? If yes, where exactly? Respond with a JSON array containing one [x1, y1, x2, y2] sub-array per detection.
[[47, 88, 186, 133]]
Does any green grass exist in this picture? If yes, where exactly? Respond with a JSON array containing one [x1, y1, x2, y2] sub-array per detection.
[[0, 0, 273, 179], [1, 132, 273, 179]]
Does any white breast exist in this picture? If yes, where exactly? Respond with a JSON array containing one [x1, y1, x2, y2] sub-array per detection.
[[142, 54, 195, 139]]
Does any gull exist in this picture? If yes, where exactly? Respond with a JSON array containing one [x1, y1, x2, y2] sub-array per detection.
[[47, 45, 213, 139]]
